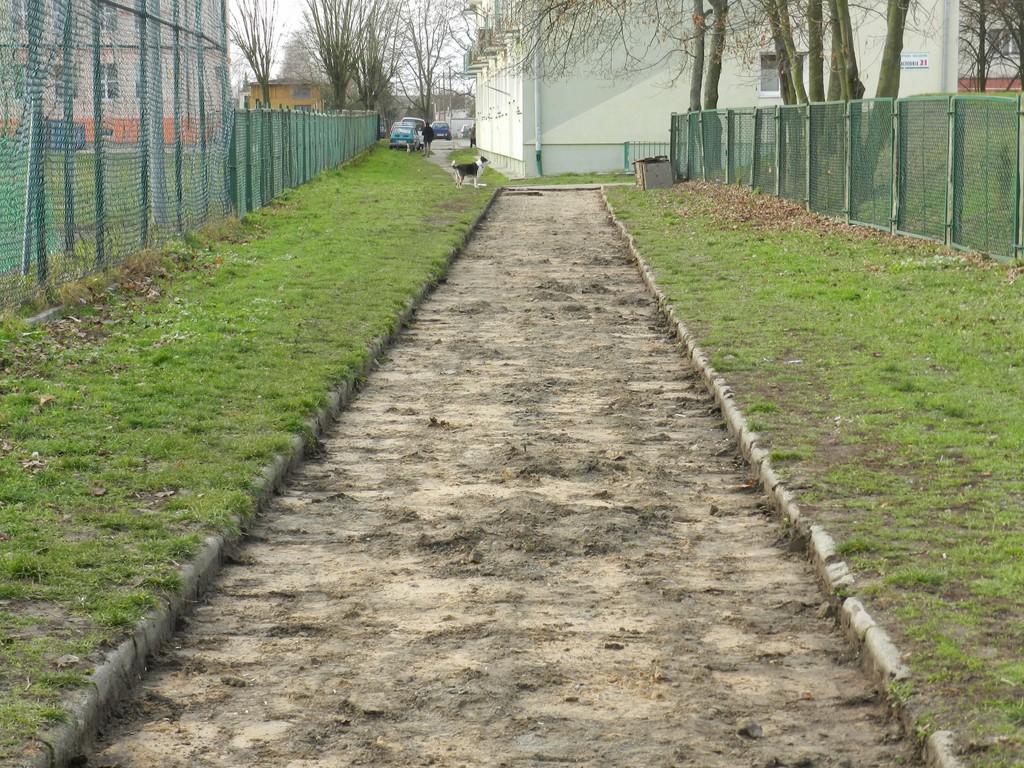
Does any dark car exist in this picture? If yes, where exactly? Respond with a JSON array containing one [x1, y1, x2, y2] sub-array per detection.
[[431, 121, 452, 140]]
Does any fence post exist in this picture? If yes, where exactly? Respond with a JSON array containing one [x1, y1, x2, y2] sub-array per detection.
[[623, 141, 630, 172], [669, 115, 677, 181], [698, 111, 706, 181], [62, 0, 76, 256], [890, 99, 899, 234], [774, 106, 781, 198], [945, 95, 955, 247], [805, 103, 812, 211], [173, 0, 184, 232], [725, 110, 734, 184], [196, 0, 210, 220], [137, 0, 150, 246], [1017, 94, 1024, 259], [844, 100, 852, 225], [244, 108, 253, 215], [92, 0, 106, 269]]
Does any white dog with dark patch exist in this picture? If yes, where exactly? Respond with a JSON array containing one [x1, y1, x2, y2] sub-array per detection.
[[452, 156, 490, 188]]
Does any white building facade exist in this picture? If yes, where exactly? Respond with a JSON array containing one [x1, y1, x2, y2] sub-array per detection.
[[465, 0, 960, 177]]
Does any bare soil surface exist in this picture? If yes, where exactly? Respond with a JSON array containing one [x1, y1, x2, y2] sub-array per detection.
[[86, 190, 920, 767]]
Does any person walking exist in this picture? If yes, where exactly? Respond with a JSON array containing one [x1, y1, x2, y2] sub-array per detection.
[[469, 123, 476, 149], [421, 122, 435, 157]]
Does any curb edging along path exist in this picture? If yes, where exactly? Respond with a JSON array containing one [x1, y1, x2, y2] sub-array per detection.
[[598, 188, 963, 768], [14, 190, 503, 768]]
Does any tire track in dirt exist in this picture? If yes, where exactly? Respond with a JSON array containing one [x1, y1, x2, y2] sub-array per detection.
[[87, 189, 919, 767]]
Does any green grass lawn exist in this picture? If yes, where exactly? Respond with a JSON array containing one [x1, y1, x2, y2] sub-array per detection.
[[604, 181, 1024, 767], [0, 145, 491, 756]]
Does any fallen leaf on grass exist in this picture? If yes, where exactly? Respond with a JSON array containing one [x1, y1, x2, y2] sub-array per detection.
[[21, 453, 45, 473]]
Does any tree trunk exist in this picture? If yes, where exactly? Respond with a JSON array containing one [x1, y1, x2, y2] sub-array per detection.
[[834, 0, 865, 98], [875, 0, 910, 97], [765, 0, 795, 104], [689, 0, 706, 112], [703, 0, 728, 109], [808, 0, 824, 101], [777, 0, 808, 103]]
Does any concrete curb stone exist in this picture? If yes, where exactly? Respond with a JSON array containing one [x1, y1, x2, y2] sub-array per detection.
[[12, 187, 501, 768], [598, 187, 964, 768]]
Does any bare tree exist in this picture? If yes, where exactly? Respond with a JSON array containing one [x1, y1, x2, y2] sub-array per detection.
[[230, 0, 283, 107], [278, 29, 323, 84], [399, 0, 460, 121], [303, 0, 360, 110], [353, 0, 404, 112]]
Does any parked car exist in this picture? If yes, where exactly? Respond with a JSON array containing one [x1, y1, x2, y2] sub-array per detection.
[[400, 117, 427, 134], [431, 121, 452, 140], [388, 122, 421, 150], [457, 123, 474, 139]]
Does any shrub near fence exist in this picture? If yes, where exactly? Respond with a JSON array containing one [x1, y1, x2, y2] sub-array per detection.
[[670, 95, 1023, 261]]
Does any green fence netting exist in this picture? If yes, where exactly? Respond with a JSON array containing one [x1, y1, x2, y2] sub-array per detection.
[[702, 111, 728, 184], [897, 97, 950, 243], [689, 112, 703, 181], [230, 108, 378, 218], [809, 101, 846, 218], [670, 113, 688, 180], [778, 105, 807, 205], [0, 0, 379, 315], [0, 0, 231, 311], [752, 108, 776, 194], [951, 97, 1018, 257], [850, 99, 894, 231], [729, 109, 755, 186], [673, 94, 1023, 261]]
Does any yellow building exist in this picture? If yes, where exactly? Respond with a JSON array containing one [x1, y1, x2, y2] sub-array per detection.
[[247, 81, 325, 111]]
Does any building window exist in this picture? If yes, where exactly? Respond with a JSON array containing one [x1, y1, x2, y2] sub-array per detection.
[[988, 28, 1019, 58], [100, 63, 118, 100], [292, 85, 311, 100], [760, 51, 808, 98], [760, 53, 781, 97]]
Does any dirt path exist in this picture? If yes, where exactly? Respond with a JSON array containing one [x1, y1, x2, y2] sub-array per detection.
[[86, 190, 919, 767]]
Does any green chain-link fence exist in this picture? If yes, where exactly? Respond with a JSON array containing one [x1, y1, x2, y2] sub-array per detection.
[[897, 97, 949, 243], [670, 95, 1024, 261], [231, 108, 378, 218], [850, 99, 893, 231], [0, 0, 379, 315], [0, 0, 233, 311]]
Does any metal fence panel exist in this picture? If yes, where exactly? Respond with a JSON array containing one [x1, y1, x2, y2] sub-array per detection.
[[729, 109, 755, 186], [752, 108, 776, 193], [952, 96, 1018, 259], [778, 105, 807, 204], [702, 110, 728, 184], [849, 99, 894, 230], [689, 112, 703, 181], [0, 0, 232, 311], [897, 98, 950, 242], [671, 113, 688, 181], [808, 101, 847, 218]]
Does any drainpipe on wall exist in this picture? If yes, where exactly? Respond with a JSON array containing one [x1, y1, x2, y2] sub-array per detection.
[[533, 0, 542, 176]]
